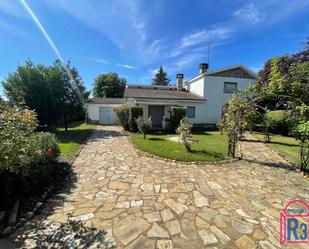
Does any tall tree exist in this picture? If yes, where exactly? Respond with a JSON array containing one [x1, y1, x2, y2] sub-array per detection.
[[152, 66, 170, 86], [93, 72, 126, 98], [2, 59, 89, 129]]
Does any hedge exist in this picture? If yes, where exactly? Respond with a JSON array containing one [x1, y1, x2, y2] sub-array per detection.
[[170, 107, 186, 132], [115, 105, 130, 130], [266, 110, 291, 135], [129, 106, 143, 132]]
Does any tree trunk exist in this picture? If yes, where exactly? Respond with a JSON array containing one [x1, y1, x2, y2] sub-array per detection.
[[64, 113, 68, 131]]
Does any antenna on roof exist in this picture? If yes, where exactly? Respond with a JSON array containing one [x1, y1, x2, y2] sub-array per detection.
[[207, 42, 210, 67]]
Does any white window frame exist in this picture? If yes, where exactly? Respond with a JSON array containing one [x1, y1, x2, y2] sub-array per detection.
[[187, 106, 195, 118], [224, 82, 238, 94]]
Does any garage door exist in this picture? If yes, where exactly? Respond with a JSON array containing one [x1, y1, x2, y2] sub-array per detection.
[[99, 107, 118, 125]]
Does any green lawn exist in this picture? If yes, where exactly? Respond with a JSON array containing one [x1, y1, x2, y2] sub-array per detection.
[[129, 131, 228, 162], [51, 121, 96, 160], [253, 132, 300, 165]]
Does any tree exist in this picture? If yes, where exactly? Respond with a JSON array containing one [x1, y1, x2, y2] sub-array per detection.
[[2, 59, 89, 129], [93, 72, 126, 98], [136, 116, 152, 139], [152, 66, 170, 86]]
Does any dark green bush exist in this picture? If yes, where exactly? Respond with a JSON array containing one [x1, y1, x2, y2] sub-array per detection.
[[115, 105, 130, 130], [170, 107, 186, 132], [129, 106, 143, 132], [266, 110, 291, 135]]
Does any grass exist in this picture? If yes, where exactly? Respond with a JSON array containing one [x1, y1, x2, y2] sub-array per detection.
[[253, 132, 300, 165], [50, 121, 96, 160], [129, 131, 228, 162]]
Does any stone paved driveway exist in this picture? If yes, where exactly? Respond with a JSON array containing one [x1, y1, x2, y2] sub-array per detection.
[[44, 126, 308, 248]]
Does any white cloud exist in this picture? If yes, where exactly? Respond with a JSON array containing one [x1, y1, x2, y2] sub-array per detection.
[[233, 3, 263, 24], [117, 64, 136, 70], [181, 26, 233, 48]]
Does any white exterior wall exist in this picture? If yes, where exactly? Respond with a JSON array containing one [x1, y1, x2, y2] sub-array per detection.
[[87, 103, 120, 122], [203, 76, 255, 123], [185, 76, 255, 124], [186, 77, 204, 97]]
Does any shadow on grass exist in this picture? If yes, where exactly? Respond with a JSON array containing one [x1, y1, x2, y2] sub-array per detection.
[[54, 129, 95, 144], [148, 137, 165, 141], [242, 138, 299, 147], [189, 149, 225, 159]]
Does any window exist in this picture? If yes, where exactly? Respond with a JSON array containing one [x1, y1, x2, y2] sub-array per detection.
[[224, 82, 237, 93], [187, 106, 195, 118]]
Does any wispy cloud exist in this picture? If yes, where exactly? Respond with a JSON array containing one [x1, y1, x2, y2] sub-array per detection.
[[181, 26, 233, 48], [233, 3, 263, 24], [20, 0, 64, 62], [117, 64, 136, 70], [0, 0, 27, 18], [74, 55, 136, 70]]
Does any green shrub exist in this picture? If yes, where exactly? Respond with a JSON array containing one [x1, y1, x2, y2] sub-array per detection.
[[266, 110, 290, 135], [176, 118, 192, 152], [136, 116, 152, 139], [115, 104, 130, 130], [0, 103, 60, 205], [129, 106, 143, 132], [170, 107, 186, 132]]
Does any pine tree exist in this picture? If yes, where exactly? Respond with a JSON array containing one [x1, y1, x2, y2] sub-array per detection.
[[152, 66, 170, 86]]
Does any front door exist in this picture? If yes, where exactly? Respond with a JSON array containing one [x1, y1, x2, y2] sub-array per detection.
[[148, 105, 164, 128]]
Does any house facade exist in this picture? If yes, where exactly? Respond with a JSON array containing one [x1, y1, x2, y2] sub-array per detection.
[[87, 64, 257, 127]]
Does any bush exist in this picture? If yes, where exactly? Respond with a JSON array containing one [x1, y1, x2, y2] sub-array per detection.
[[0, 103, 60, 208], [266, 110, 290, 135], [170, 107, 186, 132], [115, 105, 130, 130], [129, 106, 143, 132], [136, 116, 152, 139], [176, 118, 193, 152]]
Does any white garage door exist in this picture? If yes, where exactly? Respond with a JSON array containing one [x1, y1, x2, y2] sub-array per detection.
[[99, 107, 118, 125]]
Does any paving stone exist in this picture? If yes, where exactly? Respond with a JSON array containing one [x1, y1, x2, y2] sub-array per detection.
[[108, 181, 130, 190], [232, 220, 253, 234], [147, 223, 170, 238], [210, 226, 231, 244], [157, 240, 173, 249], [236, 209, 252, 219], [113, 217, 150, 246], [193, 191, 209, 208], [95, 209, 124, 220], [199, 183, 214, 196], [253, 228, 268, 240], [198, 230, 218, 246], [140, 183, 153, 191], [131, 200, 143, 207], [165, 219, 181, 236], [164, 199, 188, 215], [258, 240, 277, 249], [235, 235, 256, 249], [197, 211, 212, 222], [143, 212, 161, 223], [195, 216, 210, 229], [116, 201, 130, 209], [161, 208, 174, 222], [127, 235, 155, 249]]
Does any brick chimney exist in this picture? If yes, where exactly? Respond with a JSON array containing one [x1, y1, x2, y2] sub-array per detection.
[[176, 74, 184, 91], [199, 63, 209, 74]]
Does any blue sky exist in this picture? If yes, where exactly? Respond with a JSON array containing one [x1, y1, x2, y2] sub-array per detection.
[[0, 0, 309, 96]]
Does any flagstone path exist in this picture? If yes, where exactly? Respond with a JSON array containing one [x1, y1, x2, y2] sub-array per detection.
[[12, 126, 309, 248]]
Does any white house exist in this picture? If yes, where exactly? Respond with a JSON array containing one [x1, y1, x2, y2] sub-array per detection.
[[87, 64, 257, 127]]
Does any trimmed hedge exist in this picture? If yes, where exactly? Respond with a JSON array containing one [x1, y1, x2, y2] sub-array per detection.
[[115, 105, 130, 130], [129, 106, 143, 132], [170, 107, 186, 132]]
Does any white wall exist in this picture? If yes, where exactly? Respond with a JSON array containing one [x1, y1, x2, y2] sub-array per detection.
[[186, 77, 205, 97], [202, 76, 255, 124], [87, 103, 120, 121]]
